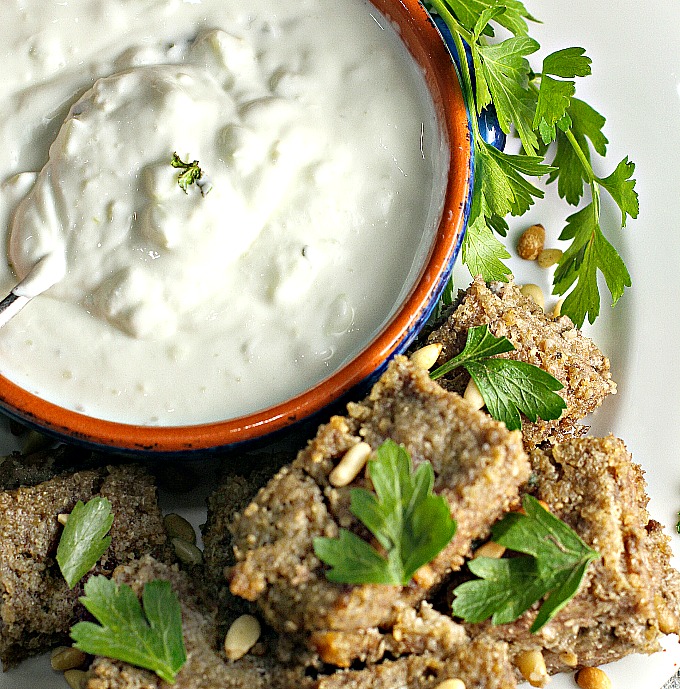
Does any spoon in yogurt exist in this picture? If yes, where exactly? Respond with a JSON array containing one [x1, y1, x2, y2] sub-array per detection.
[[0, 252, 66, 328]]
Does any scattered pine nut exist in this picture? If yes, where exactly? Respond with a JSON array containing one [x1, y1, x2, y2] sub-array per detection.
[[57, 513, 69, 526], [410, 343, 443, 371], [576, 666, 612, 689], [50, 646, 87, 672], [515, 649, 549, 687], [63, 669, 88, 689], [171, 537, 203, 566], [558, 651, 578, 667], [517, 224, 545, 260], [224, 614, 261, 661], [463, 377, 485, 411], [472, 541, 506, 559], [520, 284, 545, 310], [436, 680, 466, 689], [537, 248, 563, 268], [552, 298, 565, 318], [164, 513, 197, 544], [329, 442, 372, 487]]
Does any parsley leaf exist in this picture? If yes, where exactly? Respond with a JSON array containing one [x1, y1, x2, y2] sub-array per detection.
[[597, 156, 639, 227], [425, 2, 635, 328], [57, 497, 113, 589], [477, 142, 553, 220], [313, 440, 457, 586], [438, 0, 534, 36], [462, 207, 512, 282], [533, 48, 592, 145], [450, 495, 600, 632], [71, 576, 187, 684], [553, 201, 632, 326], [474, 36, 540, 155], [547, 98, 608, 205], [430, 325, 566, 431], [170, 152, 210, 195]]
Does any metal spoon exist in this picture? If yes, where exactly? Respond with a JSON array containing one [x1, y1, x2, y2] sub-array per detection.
[[0, 252, 66, 328]]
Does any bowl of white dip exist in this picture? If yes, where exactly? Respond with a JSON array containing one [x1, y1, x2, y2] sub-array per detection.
[[0, 0, 473, 453]]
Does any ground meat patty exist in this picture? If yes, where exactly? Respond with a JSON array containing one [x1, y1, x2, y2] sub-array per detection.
[[86, 556, 309, 689], [426, 276, 617, 448], [86, 558, 518, 689], [466, 436, 680, 674], [228, 356, 529, 664], [0, 464, 171, 668]]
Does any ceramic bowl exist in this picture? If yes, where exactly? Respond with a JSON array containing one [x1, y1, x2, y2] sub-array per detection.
[[0, 0, 476, 455]]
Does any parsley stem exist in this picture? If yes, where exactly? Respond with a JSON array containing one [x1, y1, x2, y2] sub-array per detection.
[[564, 128, 602, 220], [563, 128, 594, 185], [429, 0, 481, 142]]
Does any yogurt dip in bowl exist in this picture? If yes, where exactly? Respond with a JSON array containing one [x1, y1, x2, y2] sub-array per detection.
[[0, 0, 472, 453]]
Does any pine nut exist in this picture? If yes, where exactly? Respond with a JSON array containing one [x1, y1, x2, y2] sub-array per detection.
[[576, 667, 612, 689], [558, 651, 578, 667], [537, 248, 563, 268], [57, 513, 70, 526], [463, 377, 485, 411], [552, 298, 565, 318], [64, 669, 88, 689], [164, 513, 197, 544], [436, 680, 466, 689], [515, 650, 549, 687], [472, 541, 506, 559], [520, 283, 545, 310], [224, 614, 261, 661], [51, 646, 87, 671], [517, 224, 545, 260], [171, 537, 203, 566], [410, 343, 443, 370], [329, 442, 372, 487]]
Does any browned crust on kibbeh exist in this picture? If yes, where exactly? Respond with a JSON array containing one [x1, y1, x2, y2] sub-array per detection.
[[465, 436, 680, 675], [0, 464, 171, 668], [426, 276, 617, 448], [228, 356, 529, 665], [311, 637, 516, 689]]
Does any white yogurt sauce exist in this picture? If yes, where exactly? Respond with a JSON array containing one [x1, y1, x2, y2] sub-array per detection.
[[0, 0, 446, 425]]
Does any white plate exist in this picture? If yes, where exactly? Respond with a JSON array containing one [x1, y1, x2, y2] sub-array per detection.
[[2, 0, 680, 687]]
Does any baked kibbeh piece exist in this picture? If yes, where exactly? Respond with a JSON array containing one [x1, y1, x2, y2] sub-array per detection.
[[85, 556, 309, 689], [427, 276, 617, 448], [86, 558, 519, 689], [0, 463, 171, 668], [229, 356, 529, 664], [466, 436, 680, 674]]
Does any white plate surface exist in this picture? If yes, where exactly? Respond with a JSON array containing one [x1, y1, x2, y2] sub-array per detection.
[[2, 0, 680, 687]]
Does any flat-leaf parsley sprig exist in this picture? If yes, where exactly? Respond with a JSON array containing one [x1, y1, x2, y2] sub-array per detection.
[[426, 1, 637, 327], [57, 497, 114, 589], [450, 494, 600, 632], [430, 324, 566, 431], [71, 576, 187, 683], [313, 440, 457, 586]]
